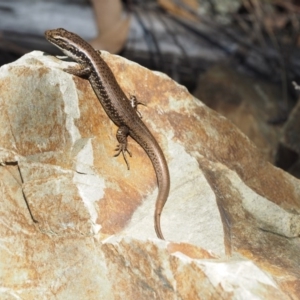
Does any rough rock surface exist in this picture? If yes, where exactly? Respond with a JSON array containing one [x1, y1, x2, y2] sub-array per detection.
[[0, 51, 300, 299], [279, 97, 300, 177], [194, 64, 283, 163]]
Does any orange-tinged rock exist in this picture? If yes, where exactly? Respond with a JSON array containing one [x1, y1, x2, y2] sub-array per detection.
[[0, 51, 299, 298]]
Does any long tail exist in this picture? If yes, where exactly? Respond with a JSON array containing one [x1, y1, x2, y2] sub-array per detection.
[[130, 127, 170, 239], [152, 144, 170, 240]]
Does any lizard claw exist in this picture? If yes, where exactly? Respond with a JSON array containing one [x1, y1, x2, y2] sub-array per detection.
[[114, 143, 132, 170], [129, 95, 146, 119]]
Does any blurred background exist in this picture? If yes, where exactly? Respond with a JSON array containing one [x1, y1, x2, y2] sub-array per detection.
[[0, 0, 300, 178]]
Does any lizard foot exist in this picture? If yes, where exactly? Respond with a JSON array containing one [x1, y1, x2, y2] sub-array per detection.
[[129, 95, 146, 119], [114, 125, 131, 170], [114, 144, 132, 170]]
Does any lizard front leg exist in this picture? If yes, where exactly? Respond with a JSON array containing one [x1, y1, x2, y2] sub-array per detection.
[[63, 65, 91, 77], [129, 95, 146, 119], [114, 125, 132, 170]]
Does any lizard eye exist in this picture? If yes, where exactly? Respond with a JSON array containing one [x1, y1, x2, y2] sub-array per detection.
[[54, 38, 71, 49], [60, 41, 76, 53]]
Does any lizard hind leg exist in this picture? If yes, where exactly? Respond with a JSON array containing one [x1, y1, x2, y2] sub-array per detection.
[[114, 125, 132, 170]]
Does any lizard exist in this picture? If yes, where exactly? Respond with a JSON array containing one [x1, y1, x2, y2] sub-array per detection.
[[45, 28, 170, 239]]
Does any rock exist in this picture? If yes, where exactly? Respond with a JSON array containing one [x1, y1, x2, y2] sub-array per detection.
[[279, 98, 300, 177], [0, 51, 300, 298], [194, 64, 283, 164]]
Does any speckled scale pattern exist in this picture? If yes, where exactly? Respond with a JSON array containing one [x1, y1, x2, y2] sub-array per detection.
[[45, 28, 170, 239]]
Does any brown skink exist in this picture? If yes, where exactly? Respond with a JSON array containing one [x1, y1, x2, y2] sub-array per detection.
[[45, 28, 170, 239]]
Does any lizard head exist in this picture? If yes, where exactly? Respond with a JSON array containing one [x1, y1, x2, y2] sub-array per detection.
[[45, 28, 92, 64]]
